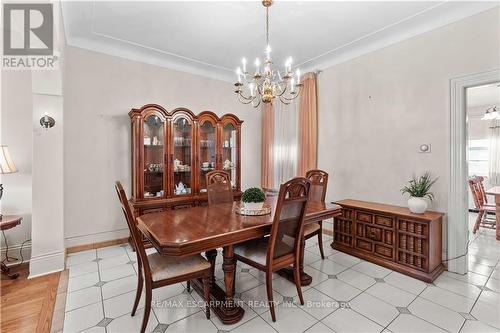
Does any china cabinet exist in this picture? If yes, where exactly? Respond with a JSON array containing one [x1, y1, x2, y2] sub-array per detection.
[[129, 104, 242, 218]]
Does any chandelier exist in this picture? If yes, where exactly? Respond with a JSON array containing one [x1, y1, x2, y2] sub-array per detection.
[[234, 0, 302, 108], [482, 106, 500, 120]]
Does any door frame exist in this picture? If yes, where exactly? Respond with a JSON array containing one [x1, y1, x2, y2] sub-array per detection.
[[448, 69, 500, 274]]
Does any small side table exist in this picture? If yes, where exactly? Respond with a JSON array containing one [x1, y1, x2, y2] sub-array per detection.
[[1, 215, 22, 279]]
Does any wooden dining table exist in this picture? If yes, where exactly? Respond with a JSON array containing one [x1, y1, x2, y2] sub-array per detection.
[[485, 186, 500, 240], [137, 196, 341, 324]]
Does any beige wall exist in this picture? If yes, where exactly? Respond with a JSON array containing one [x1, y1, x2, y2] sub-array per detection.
[[318, 8, 500, 213], [63, 46, 262, 246], [0, 71, 33, 261]]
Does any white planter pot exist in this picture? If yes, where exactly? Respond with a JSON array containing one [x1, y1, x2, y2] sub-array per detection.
[[407, 197, 428, 214], [244, 202, 264, 210]]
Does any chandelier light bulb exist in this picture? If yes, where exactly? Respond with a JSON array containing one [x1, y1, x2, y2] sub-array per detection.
[[296, 68, 301, 83], [241, 58, 247, 72], [290, 78, 295, 92], [255, 58, 261, 67], [236, 67, 242, 83], [249, 83, 255, 97]]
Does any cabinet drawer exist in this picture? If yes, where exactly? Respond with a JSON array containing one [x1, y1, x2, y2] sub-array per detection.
[[356, 211, 373, 223], [375, 215, 394, 228], [342, 208, 353, 219], [356, 238, 373, 252], [141, 207, 164, 215], [374, 244, 393, 259], [172, 203, 194, 210]]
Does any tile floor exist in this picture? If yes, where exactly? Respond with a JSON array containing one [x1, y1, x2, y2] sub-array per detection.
[[63, 214, 500, 333]]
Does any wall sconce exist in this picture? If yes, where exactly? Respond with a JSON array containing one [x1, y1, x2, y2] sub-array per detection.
[[40, 113, 55, 129]]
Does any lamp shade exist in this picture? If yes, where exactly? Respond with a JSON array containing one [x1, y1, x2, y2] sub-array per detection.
[[0, 146, 17, 174]]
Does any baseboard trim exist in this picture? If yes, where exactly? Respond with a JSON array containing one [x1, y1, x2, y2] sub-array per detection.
[[29, 250, 65, 279], [66, 237, 129, 254], [65, 228, 129, 249]]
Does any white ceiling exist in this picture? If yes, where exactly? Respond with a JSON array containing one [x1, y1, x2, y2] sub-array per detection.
[[467, 83, 500, 111], [62, 1, 499, 82]]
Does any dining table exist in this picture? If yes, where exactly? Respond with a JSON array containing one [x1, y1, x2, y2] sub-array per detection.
[[485, 186, 500, 240], [137, 196, 342, 324]]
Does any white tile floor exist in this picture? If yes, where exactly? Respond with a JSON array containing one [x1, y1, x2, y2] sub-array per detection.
[[63, 214, 500, 333]]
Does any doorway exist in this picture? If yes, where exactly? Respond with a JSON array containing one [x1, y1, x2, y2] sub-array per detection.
[[448, 69, 500, 274]]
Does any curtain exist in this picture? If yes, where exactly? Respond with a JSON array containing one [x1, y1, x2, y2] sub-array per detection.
[[273, 99, 299, 187], [298, 72, 318, 176], [261, 103, 275, 189], [260, 72, 318, 189], [489, 120, 500, 185]]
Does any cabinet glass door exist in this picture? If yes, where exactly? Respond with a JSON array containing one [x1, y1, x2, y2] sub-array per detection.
[[143, 115, 165, 198], [172, 117, 193, 196], [198, 120, 217, 192], [222, 123, 238, 189]]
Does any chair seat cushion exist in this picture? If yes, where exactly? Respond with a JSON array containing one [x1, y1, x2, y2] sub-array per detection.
[[234, 238, 270, 266], [303, 222, 321, 236], [234, 236, 296, 266], [148, 252, 210, 282]]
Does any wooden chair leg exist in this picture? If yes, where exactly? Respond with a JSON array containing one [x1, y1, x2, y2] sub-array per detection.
[[317, 230, 325, 260], [294, 260, 304, 305], [186, 280, 191, 292], [266, 270, 276, 322], [140, 285, 152, 333], [203, 276, 211, 319], [473, 211, 484, 234], [132, 269, 143, 316]]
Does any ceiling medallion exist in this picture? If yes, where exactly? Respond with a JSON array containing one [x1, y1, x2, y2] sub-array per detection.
[[234, 0, 302, 108]]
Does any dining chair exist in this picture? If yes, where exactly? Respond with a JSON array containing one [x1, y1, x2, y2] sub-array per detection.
[[206, 170, 233, 205], [468, 176, 496, 233], [115, 181, 212, 333], [304, 169, 329, 259], [233, 177, 312, 322]]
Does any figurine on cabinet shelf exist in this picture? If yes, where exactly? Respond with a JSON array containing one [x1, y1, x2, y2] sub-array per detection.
[[175, 181, 187, 195]]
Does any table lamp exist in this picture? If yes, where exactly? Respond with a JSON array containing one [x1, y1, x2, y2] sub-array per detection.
[[0, 145, 18, 220]]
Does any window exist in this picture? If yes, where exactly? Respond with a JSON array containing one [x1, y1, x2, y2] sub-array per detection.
[[468, 139, 489, 177]]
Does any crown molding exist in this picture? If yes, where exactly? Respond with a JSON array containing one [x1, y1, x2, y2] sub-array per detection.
[[63, 1, 499, 82]]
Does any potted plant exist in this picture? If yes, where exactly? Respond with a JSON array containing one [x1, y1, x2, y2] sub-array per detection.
[[401, 172, 437, 214], [241, 187, 266, 210]]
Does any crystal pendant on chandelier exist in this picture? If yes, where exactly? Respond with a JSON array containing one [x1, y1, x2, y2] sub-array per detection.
[[234, 0, 303, 108]]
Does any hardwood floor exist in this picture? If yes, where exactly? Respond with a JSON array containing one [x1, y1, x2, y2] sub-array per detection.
[[0, 264, 68, 333]]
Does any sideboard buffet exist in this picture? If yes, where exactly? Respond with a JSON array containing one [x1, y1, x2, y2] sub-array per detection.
[[331, 199, 444, 282], [129, 104, 243, 218]]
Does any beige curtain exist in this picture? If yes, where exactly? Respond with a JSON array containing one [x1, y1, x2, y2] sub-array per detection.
[[261, 102, 274, 189], [298, 72, 318, 176]]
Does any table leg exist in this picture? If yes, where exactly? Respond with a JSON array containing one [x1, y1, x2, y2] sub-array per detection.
[[191, 245, 244, 325], [277, 236, 313, 286], [205, 249, 217, 287]]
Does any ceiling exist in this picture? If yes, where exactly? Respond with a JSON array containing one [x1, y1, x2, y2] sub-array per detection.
[[62, 1, 498, 82], [467, 83, 500, 111]]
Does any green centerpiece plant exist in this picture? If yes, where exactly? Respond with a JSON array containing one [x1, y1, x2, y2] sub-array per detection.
[[242, 187, 266, 210]]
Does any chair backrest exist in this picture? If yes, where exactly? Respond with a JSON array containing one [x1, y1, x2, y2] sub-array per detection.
[[206, 171, 233, 205], [115, 181, 151, 280], [305, 169, 329, 202], [468, 176, 488, 209], [267, 177, 311, 264]]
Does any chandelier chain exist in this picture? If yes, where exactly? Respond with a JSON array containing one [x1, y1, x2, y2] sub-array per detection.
[[266, 7, 269, 46]]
